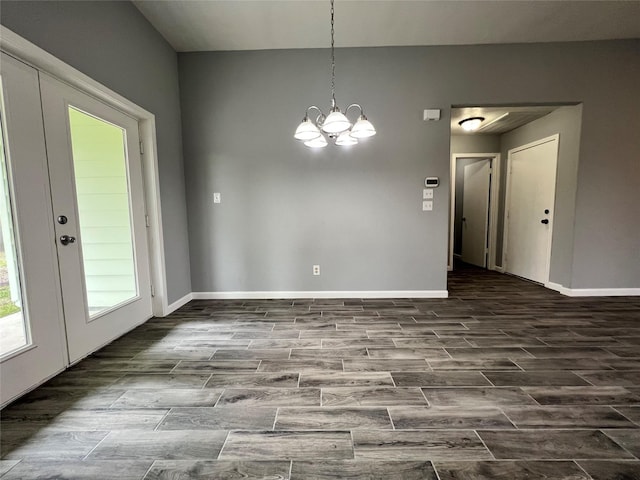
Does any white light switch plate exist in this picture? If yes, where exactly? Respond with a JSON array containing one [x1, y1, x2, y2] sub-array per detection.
[[422, 200, 433, 211], [423, 188, 434, 199], [213, 192, 221, 204]]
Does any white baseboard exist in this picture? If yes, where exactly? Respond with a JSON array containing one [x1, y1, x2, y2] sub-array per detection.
[[192, 290, 449, 300], [493, 266, 505, 273], [166, 292, 193, 314], [546, 282, 640, 297]]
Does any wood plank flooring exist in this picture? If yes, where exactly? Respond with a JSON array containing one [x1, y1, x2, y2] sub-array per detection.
[[1, 265, 639, 479]]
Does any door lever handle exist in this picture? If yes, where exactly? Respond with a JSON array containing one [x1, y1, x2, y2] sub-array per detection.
[[540, 219, 549, 225], [59, 235, 76, 246]]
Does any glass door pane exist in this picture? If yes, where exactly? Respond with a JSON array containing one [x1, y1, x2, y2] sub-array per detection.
[[67, 107, 138, 318], [0, 110, 28, 357]]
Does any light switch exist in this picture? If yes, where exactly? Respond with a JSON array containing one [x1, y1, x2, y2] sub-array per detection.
[[213, 192, 221, 204], [422, 200, 433, 211], [423, 188, 434, 199]]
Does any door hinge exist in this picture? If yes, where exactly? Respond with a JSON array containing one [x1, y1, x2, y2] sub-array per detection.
[[145, 215, 151, 227], [151, 284, 155, 297], [139, 140, 144, 155]]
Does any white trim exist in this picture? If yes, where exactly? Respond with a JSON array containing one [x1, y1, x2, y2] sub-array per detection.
[[546, 282, 640, 297], [494, 266, 505, 273], [166, 292, 193, 314], [0, 26, 169, 317], [192, 290, 449, 300], [502, 134, 559, 284], [449, 152, 501, 271]]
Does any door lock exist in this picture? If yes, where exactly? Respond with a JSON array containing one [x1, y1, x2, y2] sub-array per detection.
[[57, 215, 68, 224], [59, 235, 76, 245], [540, 219, 549, 225]]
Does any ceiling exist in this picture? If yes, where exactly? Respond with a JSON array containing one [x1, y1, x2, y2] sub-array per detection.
[[132, 0, 640, 53], [451, 106, 560, 135]]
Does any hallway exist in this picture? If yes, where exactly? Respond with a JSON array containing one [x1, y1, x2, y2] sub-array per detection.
[[1, 267, 639, 479]]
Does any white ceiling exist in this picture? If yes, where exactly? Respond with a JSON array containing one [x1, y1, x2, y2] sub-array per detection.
[[451, 106, 560, 135], [133, 0, 640, 53]]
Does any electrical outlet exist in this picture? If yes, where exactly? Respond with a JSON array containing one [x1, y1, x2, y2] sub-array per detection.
[[423, 188, 434, 199], [213, 192, 221, 204], [312, 265, 320, 276], [422, 200, 433, 211]]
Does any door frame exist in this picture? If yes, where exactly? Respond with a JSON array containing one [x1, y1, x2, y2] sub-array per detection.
[[0, 26, 170, 317], [502, 134, 559, 285], [449, 152, 501, 271]]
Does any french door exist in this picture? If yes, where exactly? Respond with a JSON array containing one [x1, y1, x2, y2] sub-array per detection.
[[0, 53, 152, 405], [0, 53, 67, 406], [40, 74, 152, 363]]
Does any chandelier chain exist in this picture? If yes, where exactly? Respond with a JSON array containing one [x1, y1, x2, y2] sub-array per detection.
[[330, 0, 336, 107]]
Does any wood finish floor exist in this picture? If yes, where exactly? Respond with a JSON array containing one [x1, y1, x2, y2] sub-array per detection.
[[1, 265, 640, 479]]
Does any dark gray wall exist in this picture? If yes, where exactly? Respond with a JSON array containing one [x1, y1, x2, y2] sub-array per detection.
[[180, 40, 640, 293], [451, 135, 500, 257], [1, 1, 192, 303], [500, 105, 583, 287]]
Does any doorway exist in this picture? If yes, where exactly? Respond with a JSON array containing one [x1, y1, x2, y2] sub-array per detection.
[[449, 153, 500, 271], [0, 52, 156, 406]]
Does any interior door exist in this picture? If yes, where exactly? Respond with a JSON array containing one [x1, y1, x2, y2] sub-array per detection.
[[0, 54, 66, 406], [505, 137, 558, 283], [40, 74, 152, 363], [461, 159, 491, 267]]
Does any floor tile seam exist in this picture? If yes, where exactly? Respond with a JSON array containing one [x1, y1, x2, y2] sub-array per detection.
[[272, 408, 279, 431], [80, 429, 112, 461], [471, 429, 497, 460], [0, 458, 21, 477], [478, 371, 496, 387], [140, 459, 157, 480], [216, 430, 232, 460], [202, 374, 214, 390], [572, 371, 599, 387], [152, 407, 175, 431], [508, 359, 527, 372], [599, 429, 640, 459], [497, 407, 520, 430], [610, 406, 640, 428]]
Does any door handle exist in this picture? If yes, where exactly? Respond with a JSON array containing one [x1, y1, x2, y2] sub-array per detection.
[[540, 219, 549, 225], [59, 235, 76, 246]]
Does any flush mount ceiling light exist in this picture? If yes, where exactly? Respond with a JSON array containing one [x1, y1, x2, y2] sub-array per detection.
[[293, 0, 376, 148], [458, 116, 485, 132]]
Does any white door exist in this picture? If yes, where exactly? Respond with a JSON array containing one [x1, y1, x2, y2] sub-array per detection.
[[505, 137, 558, 283], [0, 54, 66, 406], [461, 159, 491, 267], [40, 75, 152, 363]]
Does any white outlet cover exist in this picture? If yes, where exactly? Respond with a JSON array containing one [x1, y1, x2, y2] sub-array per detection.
[[423, 188, 434, 199], [213, 192, 221, 203], [422, 200, 433, 211]]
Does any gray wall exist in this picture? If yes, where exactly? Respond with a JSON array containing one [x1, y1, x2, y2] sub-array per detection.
[[499, 106, 583, 287], [451, 135, 501, 156], [1, 1, 192, 303], [180, 40, 640, 293], [451, 135, 500, 257]]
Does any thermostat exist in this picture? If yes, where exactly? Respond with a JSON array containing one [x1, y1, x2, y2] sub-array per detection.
[[425, 177, 439, 188]]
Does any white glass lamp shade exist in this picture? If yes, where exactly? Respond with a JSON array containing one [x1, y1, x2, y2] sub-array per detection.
[[350, 116, 376, 138], [294, 118, 322, 140], [459, 117, 484, 132], [304, 135, 328, 148], [321, 110, 351, 134], [335, 131, 358, 146]]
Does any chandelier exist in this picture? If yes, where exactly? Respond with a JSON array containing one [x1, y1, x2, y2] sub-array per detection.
[[293, 0, 376, 148]]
